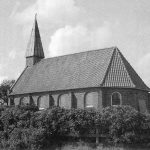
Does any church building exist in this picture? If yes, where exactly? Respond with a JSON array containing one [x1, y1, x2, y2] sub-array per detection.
[[9, 17, 150, 113]]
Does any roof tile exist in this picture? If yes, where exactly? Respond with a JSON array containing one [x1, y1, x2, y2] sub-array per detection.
[[10, 47, 149, 95]]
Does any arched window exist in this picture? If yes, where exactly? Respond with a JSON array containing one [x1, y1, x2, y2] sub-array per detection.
[[58, 94, 71, 109], [37, 95, 50, 110], [49, 95, 54, 107], [20, 97, 25, 105], [138, 99, 148, 114], [20, 97, 30, 105], [85, 92, 98, 108], [37, 96, 43, 110], [10, 97, 14, 106], [111, 92, 122, 106]]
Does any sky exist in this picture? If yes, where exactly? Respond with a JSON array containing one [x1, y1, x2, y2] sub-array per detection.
[[0, 0, 150, 86]]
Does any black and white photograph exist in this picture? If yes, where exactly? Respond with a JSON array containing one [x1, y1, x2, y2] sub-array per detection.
[[0, 0, 150, 149]]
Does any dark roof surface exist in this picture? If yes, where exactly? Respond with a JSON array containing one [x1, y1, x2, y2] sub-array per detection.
[[26, 16, 44, 58], [10, 47, 149, 95]]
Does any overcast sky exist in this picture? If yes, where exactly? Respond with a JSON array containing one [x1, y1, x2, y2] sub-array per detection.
[[0, 0, 150, 86]]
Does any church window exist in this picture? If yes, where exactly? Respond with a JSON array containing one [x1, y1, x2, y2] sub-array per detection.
[[20, 97, 30, 105], [138, 99, 148, 114], [58, 94, 71, 109], [10, 98, 14, 106], [37, 95, 51, 110], [85, 92, 98, 108], [20, 97, 25, 105], [37, 96, 44, 110], [111, 92, 122, 106]]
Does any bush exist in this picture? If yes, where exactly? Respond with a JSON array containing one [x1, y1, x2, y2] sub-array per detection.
[[8, 128, 28, 150], [32, 107, 97, 136], [0, 105, 149, 149], [6, 127, 48, 150], [101, 105, 146, 143], [18, 105, 39, 112], [0, 105, 39, 132], [67, 108, 97, 135], [29, 127, 48, 150], [31, 107, 70, 136]]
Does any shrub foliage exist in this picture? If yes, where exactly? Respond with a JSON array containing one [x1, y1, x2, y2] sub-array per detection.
[[0, 105, 149, 149]]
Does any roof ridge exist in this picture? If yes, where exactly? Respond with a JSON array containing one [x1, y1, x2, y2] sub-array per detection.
[[10, 46, 149, 95], [101, 48, 116, 86], [102, 47, 137, 88], [10, 66, 28, 93], [118, 50, 150, 91], [116, 48, 135, 87], [46, 46, 116, 61], [10, 47, 114, 95]]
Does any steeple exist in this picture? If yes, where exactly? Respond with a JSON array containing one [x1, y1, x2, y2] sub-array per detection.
[[26, 14, 45, 67]]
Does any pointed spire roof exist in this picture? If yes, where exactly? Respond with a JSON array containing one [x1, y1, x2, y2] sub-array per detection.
[[26, 14, 44, 58]]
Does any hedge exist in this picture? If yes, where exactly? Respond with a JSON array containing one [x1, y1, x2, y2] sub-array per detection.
[[0, 105, 149, 149]]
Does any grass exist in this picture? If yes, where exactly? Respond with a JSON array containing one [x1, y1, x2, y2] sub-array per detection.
[[1, 142, 150, 150], [60, 144, 150, 150], [43, 142, 150, 150]]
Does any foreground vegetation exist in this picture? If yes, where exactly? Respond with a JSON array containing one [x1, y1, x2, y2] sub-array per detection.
[[0, 105, 150, 149], [51, 142, 150, 150]]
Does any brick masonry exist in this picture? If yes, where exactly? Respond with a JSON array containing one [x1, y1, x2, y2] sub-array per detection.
[[11, 87, 149, 113], [102, 88, 149, 112]]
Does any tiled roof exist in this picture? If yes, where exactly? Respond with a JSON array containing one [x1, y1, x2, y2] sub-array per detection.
[[103, 49, 135, 87], [10, 47, 149, 95], [26, 15, 44, 58]]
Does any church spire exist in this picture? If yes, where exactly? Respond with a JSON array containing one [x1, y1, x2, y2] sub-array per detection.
[[26, 14, 45, 67]]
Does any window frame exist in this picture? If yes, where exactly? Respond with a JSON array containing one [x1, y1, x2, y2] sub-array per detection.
[[20, 97, 25, 105], [84, 92, 98, 109], [111, 92, 122, 106], [37, 96, 45, 110], [58, 93, 71, 108]]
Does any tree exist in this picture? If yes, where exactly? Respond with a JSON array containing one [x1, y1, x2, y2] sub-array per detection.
[[0, 80, 15, 105]]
